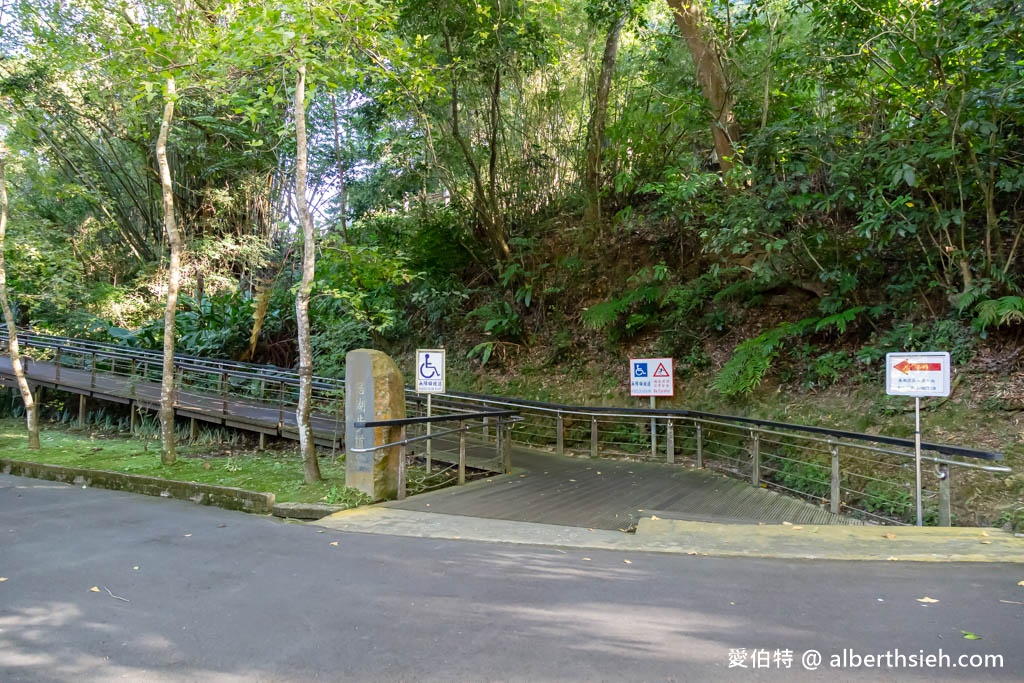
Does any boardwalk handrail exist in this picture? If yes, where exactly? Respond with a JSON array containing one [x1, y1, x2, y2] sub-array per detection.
[[0, 326, 1002, 461], [1, 326, 1011, 524]]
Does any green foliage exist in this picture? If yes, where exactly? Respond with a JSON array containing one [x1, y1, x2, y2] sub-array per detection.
[[468, 300, 521, 340], [582, 263, 668, 337], [713, 308, 867, 397], [972, 296, 1024, 334], [856, 319, 976, 368], [767, 455, 831, 500]]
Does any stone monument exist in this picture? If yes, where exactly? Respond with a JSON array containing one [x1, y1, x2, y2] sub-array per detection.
[[345, 349, 406, 500]]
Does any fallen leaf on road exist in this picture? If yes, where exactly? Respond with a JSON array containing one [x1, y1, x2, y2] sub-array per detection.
[[0, 577, 7, 582], [650, 515, 660, 520], [917, 597, 939, 603], [624, 559, 632, 564], [980, 540, 992, 545], [132, 566, 139, 571], [90, 586, 100, 593], [783, 521, 793, 526], [329, 542, 339, 547], [793, 526, 804, 530], [1000, 600, 1024, 605], [884, 533, 897, 540], [980, 531, 989, 537], [582, 558, 591, 561], [183, 534, 192, 538], [1018, 581, 1024, 586], [961, 631, 982, 640]]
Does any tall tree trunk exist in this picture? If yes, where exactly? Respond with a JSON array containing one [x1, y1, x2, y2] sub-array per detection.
[[0, 149, 40, 449], [156, 78, 181, 465], [294, 63, 321, 484], [666, 0, 739, 176], [584, 13, 626, 225]]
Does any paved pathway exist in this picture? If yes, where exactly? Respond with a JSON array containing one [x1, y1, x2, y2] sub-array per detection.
[[3, 474, 1023, 683]]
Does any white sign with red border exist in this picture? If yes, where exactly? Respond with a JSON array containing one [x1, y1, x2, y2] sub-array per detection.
[[885, 352, 951, 397], [630, 358, 674, 397]]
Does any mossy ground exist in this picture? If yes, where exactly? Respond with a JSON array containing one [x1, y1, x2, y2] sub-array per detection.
[[0, 418, 369, 507]]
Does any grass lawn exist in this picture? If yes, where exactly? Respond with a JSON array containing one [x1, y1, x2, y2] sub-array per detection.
[[0, 419, 370, 507]]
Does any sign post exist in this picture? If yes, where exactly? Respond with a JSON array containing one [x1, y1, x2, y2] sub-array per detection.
[[630, 358, 674, 459], [885, 352, 951, 526], [416, 349, 446, 471]]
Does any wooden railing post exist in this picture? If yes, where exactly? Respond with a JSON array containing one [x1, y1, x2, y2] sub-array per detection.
[[666, 419, 675, 464], [556, 412, 564, 456], [590, 415, 598, 459], [458, 421, 467, 485], [938, 464, 951, 527], [750, 429, 761, 487], [397, 425, 407, 500], [830, 442, 841, 515], [695, 422, 703, 468]]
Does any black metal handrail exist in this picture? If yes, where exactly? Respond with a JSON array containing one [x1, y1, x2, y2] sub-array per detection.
[[0, 326, 1005, 462]]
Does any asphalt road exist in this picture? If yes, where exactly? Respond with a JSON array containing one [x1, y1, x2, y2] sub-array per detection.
[[2, 473, 1022, 682]]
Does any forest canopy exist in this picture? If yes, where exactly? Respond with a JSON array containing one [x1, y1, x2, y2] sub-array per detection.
[[1, 0, 1021, 397]]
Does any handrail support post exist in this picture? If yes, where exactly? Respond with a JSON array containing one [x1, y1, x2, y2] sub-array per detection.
[[830, 442, 840, 515], [556, 412, 564, 456], [938, 464, 951, 526], [751, 429, 761, 487]]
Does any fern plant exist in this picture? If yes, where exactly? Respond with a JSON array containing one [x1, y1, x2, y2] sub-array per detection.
[[972, 296, 1024, 334], [713, 307, 867, 397]]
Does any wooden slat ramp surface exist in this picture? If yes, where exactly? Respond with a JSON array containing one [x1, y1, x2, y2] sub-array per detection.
[[386, 446, 859, 531], [2, 355, 859, 530]]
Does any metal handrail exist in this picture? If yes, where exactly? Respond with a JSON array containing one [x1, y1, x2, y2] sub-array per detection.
[[3, 326, 1002, 462], [2, 326, 1011, 523]]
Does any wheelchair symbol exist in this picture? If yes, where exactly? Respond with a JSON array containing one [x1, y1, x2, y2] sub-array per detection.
[[419, 353, 440, 379], [633, 363, 648, 378]]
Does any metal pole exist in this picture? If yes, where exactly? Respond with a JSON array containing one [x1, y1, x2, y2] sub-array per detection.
[[590, 415, 598, 459], [695, 422, 703, 468], [458, 421, 466, 485], [938, 464, 951, 526], [666, 419, 675, 464], [830, 442, 841, 515], [915, 397, 922, 526], [650, 396, 657, 459], [426, 393, 432, 473]]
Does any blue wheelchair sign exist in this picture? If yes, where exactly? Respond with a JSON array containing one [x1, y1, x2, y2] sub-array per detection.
[[633, 362, 648, 378]]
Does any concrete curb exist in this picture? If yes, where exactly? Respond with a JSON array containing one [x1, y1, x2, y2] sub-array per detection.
[[315, 507, 1024, 563], [0, 458, 275, 514]]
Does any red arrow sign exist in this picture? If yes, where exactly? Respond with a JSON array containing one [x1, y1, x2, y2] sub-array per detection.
[[893, 359, 943, 374]]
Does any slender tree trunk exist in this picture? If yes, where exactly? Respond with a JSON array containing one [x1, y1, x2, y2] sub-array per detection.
[[294, 63, 321, 484], [156, 78, 181, 465], [666, 0, 739, 176], [584, 13, 626, 225], [330, 94, 349, 243], [0, 150, 40, 449], [443, 31, 511, 265]]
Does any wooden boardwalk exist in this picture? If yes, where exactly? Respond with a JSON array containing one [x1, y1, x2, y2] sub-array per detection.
[[0, 357, 345, 448], [1, 354, 858, 529], [385, 446, 859, 530]]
